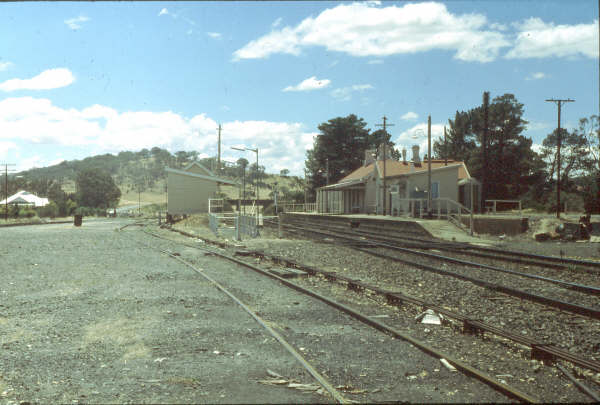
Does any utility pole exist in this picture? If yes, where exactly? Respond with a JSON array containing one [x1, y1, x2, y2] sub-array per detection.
[[216, 124, 222, 195], [545, 98, 575, 218], [427, 115, 432, 216], [376, 116, 394, 216], [482, 91, 489, 213], [217, 124, 222, 172], [2, 163, 16, 221], [443, 126, 447, 166]]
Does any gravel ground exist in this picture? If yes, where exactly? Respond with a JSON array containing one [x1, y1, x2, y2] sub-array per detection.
[[172, 215, 600, 403], [0, 218, 512, 404]]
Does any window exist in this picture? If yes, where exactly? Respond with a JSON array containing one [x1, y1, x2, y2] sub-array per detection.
[[432, 182, 439, 199]]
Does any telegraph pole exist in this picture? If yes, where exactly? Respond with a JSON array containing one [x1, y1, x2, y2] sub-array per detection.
[[2, 163, 16, 221], [376, 116, 394, 215], [443, 126, 447, 166], [427, 115, 432, 215], [217, 124, 222, 172], [482, 92, 490, 213], [545, 98, 575, 218], [216, 124, 222, 194]]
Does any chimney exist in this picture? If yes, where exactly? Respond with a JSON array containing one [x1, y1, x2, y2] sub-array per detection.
[[402, 148, 407, 164], [411, 145, 421, 164], [364, 148, 376, 166]]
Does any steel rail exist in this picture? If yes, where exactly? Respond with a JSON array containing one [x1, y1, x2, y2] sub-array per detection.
[[151, 224, 600, 372], [147, 232, 539, 403], [356, 234, 600, 295], [151, 226, 600, 374], [280, 215, 600, 270], [281, 222, 600, 320], [134, 234, 348, 403], [556, 364, 600, 402]]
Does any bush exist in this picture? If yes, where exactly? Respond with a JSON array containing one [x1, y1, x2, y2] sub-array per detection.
[[19, 208, 37, 218], [37, 202, 59, 218]]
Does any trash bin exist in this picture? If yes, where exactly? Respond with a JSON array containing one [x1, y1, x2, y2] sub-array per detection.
[[74, 214, 83, 227]]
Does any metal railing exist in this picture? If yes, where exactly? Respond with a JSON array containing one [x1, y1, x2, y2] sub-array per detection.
[[485, 200, 522, 216], [238, 214, 259, 238], [280, 203, 317, 213], [208, 212, 238, 238], [392, 197, 473, 234]]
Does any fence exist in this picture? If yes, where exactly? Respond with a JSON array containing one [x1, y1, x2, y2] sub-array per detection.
[[208, 212, 238, 238], [485, 200, 522, 216], [392, 197, 473, 234], [208, 212, 259, 240], [279, 203, 317, 213]]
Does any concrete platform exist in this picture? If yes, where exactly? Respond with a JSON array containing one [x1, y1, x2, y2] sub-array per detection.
[[282, 213, 498, 245]]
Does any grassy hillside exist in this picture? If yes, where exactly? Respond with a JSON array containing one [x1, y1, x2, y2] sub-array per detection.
[[13, 148, 305, 207]]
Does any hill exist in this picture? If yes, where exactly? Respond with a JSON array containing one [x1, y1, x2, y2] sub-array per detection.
[[10, 148, 305, 207]]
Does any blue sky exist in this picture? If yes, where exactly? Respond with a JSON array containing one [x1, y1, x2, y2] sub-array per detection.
[[0, 1, 597, 174]]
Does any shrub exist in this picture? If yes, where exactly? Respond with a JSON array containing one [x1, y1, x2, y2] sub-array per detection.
[[37, 202, 59, 218]]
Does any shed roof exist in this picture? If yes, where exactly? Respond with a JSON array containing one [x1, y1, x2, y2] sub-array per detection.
[[165, 167, 239, 185]]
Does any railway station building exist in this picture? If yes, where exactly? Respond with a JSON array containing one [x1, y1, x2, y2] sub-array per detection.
[[316, 145, 480, 215], [165, 162, 238, 215]]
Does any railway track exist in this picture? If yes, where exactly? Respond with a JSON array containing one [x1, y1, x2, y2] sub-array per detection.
[[274, 216, 600, 272], [152, 224, 600, 373], [271, 219, 600, 321], [134, 225, 548, 403], [136, 222, 600, 402]]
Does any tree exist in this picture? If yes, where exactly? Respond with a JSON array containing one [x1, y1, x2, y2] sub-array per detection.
[[539, 128, 588, 192], [306, 114, 376, 193], [433, 93, 538, 200], [575, 115, 600, 213], [280, 169, 290, 177], [75, 169, 121, 209]]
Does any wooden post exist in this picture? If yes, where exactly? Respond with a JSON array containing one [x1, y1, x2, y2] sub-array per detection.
[[470, 183, 474, 236], [278, 213, 283, 238]]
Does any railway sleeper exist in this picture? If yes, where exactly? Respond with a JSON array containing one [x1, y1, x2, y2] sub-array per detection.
[[385, 293, 404, 307], [531, 344, 557, 365]]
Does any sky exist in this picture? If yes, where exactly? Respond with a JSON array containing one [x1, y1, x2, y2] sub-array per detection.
[[0, 1, 598, 175]]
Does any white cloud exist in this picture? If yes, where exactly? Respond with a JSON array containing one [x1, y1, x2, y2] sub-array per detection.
[[0, 141, 17, 160], [233, 2, 509, 62], [158, 8, 169, 16], [0, 68, 75, 92], [506, 18, 599, 59], [394, 122, 445, 158], [526, 121, 551, 132], [0, 62, 13, 71], [367, 59, 383, 65], [0, 97, 316, 175], [283, 76, 331, 92], [64, 16, 90, 30], [531, 143, 544, 154], [400, 111, 418, 121], [272, 17, 282, 28], [207, 32, 222, 39], [525, 72, 548, 80], [330, 84, 373, 101]]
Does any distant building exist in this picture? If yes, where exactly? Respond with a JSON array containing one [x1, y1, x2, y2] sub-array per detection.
[[0, 190, 49, 207], [166, 162, 238, 215], [316, 145, 480, 215]]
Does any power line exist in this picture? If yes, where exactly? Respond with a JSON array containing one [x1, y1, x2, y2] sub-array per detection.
[[545, 98, 575, 218]]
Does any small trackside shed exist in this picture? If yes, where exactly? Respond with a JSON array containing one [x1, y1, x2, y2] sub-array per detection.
[[166, 162, 238, 215]]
